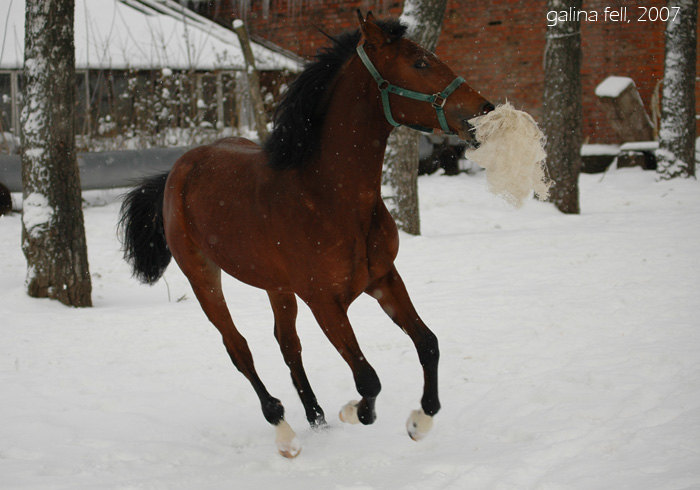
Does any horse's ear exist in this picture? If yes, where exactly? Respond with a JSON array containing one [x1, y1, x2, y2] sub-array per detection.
[[355, 10, 376, 25], [357, 10, 385, 48]]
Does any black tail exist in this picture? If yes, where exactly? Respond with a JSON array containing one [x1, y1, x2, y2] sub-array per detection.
[[118, 173, 172, 284]]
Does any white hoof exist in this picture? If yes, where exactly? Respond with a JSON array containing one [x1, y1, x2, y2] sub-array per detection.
[[406, 409, 433, 441], [338, 400, 360, 424], [275, 420, 301, 458]]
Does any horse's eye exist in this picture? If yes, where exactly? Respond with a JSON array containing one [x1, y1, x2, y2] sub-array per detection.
[[414, 59, 429, 69]]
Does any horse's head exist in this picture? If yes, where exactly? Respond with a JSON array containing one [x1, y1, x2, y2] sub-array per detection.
[[356, 12, 493, 145]]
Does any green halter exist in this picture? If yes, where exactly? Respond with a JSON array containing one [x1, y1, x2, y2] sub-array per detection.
[[356, 44, 465, 134]]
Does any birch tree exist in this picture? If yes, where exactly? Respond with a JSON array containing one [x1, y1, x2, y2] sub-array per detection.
[[542, 0, 582, 214], [21, 0, 92, 307], [656, 0, 697, 179], [383, 0, 448, 235]]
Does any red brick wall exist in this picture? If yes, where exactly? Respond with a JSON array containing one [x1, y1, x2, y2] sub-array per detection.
[[206, 0, 698, 144], [216, 1, 403, 57], [438, 0, 672, 143]]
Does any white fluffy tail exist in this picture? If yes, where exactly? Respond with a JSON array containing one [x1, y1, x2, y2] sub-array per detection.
[[465, 101, 551, 207]]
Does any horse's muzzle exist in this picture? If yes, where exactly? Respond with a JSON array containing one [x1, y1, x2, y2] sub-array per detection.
[[459, 101, 494, 148], [460, 122, 479, 149]]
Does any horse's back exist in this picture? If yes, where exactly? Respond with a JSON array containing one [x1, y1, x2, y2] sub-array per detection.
[[183, 136, 265, 164], [169, 135, 267, 178], [166, 136, 268, 210], [209, 136, 261, 153]]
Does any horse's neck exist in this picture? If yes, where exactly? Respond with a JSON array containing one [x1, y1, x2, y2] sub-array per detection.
[[304, 57, 393, 199]]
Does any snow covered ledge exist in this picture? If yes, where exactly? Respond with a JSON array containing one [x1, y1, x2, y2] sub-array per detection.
[[595, 76, 634, 98]]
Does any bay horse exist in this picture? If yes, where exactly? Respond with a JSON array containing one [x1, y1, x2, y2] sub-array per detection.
[[119, 12, 493, 458]]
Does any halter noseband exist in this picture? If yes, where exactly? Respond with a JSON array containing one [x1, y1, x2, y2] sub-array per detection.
[[356, 44, 465, 135]]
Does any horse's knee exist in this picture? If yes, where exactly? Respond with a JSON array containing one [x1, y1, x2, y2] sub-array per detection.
[[274, 324, 302, 363]]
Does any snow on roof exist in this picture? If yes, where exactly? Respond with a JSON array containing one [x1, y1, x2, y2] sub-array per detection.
[[595, 76, 634, 98], [0, 0, 302, 71]]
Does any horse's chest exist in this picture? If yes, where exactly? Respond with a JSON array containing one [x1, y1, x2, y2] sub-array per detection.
[[322, 204, 398, 284], [291, 215, 392, 300]]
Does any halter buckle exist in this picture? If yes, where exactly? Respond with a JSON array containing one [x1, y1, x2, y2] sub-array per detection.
[[431, 94, 447, 109]]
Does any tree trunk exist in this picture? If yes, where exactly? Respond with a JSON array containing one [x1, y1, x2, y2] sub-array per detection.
[[383, 129, 421, 233], [542, 0, 583, 214], [232, 19, 269, 142], [21, 0, 92, 307], [656, 0, 697, 179], [383, 0, 448, 235]]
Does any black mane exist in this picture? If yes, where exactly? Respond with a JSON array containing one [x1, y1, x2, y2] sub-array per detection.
[[264, 19, 407, 170]]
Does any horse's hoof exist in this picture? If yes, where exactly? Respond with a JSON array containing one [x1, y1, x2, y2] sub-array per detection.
[[309, 410, 327, 429], [338, 400, 360, 424], [311, 416, 329, 430], [406, 409, 433, 441], [277, 444, 301, 459], [275, 420, 301, 458]]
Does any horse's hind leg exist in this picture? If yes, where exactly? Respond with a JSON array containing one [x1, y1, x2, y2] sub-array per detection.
[[307, 300, 381, 426], [268, 291, 326, 427], [172, 245, 300, 457], [366, 266, 440, 441]]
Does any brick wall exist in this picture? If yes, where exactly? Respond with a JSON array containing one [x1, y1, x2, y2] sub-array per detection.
[[202, 0, 698, 144]]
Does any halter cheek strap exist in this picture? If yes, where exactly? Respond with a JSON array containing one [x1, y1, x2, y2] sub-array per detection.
[[356, 44, 465, 135]]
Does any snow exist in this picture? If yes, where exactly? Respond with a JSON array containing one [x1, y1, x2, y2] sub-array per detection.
[[619, 141, 658, 152], [594, 76, 633, 98], [1, 168, 700, 488], [399, 1, 420, 37], [20, 192, 52, 238], [580, 144, 619, 156], [22, 147, 45, 159], [0, 0, 300, 71]]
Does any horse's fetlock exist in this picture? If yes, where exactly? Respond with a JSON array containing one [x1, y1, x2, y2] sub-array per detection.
[[421, 392, 441, 416], [356, 367, 381, 399], [358, 399, 377, 425], [262, 397, 285, 425]]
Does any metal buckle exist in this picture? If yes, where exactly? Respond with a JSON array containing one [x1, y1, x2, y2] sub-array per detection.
[[431, 94, 447, 109], [378, 80, 390, 91]]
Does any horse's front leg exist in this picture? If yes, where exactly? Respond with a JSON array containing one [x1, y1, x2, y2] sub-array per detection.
[[307, 299, 381, 425], [366, 266, 440, 441]]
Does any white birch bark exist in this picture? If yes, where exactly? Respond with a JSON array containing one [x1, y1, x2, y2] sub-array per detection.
[[382, 0, 448, 235], [21, 0, 92, 306], [656, 0, 697, 179]]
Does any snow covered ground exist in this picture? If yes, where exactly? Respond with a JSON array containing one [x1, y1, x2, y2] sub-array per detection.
[[1, 167, 699, 489]]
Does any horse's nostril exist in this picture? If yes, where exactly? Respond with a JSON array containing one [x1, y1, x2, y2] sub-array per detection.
[[481, 102, 495, 114]]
